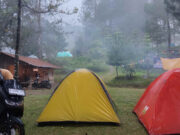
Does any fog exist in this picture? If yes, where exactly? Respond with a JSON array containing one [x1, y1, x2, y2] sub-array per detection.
[[1, 0, 180, 77]]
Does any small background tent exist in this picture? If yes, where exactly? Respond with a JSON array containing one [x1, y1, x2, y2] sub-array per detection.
[[134, 68, 180, 135], [161, 57, 180, 70], [37, 69, 120, 124], [57, 51, 72, 57]]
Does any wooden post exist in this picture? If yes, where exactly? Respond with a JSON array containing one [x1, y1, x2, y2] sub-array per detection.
[[14, 0, 22, 80]]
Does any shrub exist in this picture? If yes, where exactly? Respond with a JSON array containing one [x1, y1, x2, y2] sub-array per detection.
[[122, 65, 136, 79], [51, 56, 108, 73], [107, 76, 154, 88]]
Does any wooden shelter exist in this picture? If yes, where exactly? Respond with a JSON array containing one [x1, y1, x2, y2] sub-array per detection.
[[0, 52, 60, 86]]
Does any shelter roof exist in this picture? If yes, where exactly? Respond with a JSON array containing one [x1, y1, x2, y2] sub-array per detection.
[[1, 52, 60, 69]]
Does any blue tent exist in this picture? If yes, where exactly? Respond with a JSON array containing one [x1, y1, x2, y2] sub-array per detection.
[[57, 51, 73, 57]]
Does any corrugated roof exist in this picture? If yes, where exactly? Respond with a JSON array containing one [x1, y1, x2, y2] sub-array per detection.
[[1, 52, 60, 69]]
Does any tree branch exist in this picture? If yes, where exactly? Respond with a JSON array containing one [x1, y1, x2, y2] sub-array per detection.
[[22, 0, 78, 15]]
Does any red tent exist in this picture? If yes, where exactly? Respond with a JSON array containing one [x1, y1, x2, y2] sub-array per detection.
[[134, 68, 180, 135]]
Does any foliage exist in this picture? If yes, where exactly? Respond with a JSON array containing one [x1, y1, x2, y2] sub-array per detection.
[[164, 0, 180, 21], [0, 0, 17, 49], [73, 36, 106, 59], [122, 65, 136, 80], [144, 0, 167, 44], [72, 37, 87, 57], [106, 32, 126, 67], [106, 32, 144, 78], [82, 0, 146, 35], [144, 0, 179, 56], [19, 19, 67, 58], [0, 0, 72, 58], [51, 57, 108, 73], [106, 66, 164, 88], [80, 0, 155, 78], [107, 76, 153, 88]]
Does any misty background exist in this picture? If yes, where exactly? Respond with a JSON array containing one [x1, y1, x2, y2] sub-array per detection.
[[1, 0, 180, 85]]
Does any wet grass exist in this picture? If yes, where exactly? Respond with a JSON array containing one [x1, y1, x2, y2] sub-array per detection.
[[22, 88, 148, 135], [107, 76, 154, 88], [96, 67, 163, 88]]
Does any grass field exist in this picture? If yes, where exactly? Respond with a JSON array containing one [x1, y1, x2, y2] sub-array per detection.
[[22, 87, 148, 135]]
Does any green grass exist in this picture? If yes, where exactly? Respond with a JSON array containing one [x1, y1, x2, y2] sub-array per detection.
[[97, 67, 157, 88], [107, 76, 154, 88], [22, 88, 148, 135]]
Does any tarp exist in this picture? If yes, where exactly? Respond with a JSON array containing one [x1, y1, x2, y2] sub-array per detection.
[[37, 69, 120, 124], [134, 68, 180, 135], [161, 57, 180, 70]]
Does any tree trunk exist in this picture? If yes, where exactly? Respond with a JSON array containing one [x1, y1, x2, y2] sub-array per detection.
[[115, 66, 119, 78], [167, 13, 171, 57], [146, 69, 150, 78], [37, 0, 42, 58], [156, 43, 160, 56], [14, 0, 22, 80]]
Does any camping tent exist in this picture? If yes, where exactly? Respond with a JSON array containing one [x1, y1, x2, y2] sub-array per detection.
[[134, 68, 180, 135], [57, 51, 73, 57], [161, 57, 180, 70], [37, 69, 120, 124]]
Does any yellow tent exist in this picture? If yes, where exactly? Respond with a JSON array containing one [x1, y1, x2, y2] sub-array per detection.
[[37, 69, 120, 124], [161, 58, 180, 70]]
